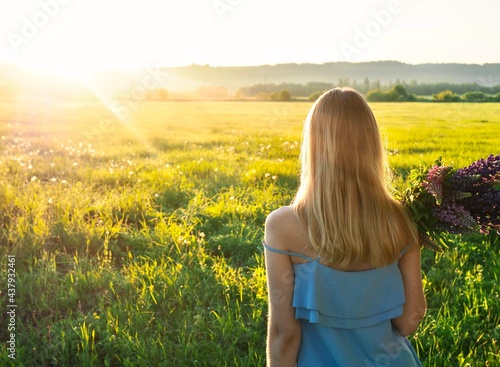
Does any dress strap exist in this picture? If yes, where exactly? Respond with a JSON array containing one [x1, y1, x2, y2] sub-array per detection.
[[399, 242, 412, 257], [263, 241, 315, 262]]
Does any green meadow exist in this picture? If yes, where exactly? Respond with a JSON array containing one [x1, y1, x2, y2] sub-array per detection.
[[0, 101, 499, 366]]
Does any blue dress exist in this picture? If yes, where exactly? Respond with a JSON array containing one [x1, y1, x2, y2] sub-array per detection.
[[264, 242, 423, 367]]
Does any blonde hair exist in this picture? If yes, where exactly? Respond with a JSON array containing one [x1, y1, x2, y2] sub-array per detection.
[[292, 88, 418, 268]]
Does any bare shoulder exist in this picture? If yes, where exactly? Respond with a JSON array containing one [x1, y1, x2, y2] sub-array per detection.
[[265, 206, 308, 252], [265, 205, 297, 226]]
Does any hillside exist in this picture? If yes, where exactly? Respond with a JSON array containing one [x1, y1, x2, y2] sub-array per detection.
[[1, 61, 499, 98], [163, 61, 500, 90]]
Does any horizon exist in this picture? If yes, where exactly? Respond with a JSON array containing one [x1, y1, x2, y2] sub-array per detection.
[[2, 59, 500, 78], [3, 60, 500, 100]]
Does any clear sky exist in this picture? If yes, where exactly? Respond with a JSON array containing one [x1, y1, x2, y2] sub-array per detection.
[[0, 0, 499, 76]]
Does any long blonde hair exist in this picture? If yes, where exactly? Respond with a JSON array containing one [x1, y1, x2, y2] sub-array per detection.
[[292, 88, 418, 268]]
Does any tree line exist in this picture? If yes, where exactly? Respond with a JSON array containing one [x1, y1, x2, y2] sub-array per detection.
[[237, 78, 500, 101], [2, 76, 500, 102], [364, 85, 500, 102]]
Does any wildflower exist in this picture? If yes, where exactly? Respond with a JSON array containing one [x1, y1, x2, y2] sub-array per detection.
[[28, 164, 33, 170], [61, 180, 67, 184], [31, 176, 37, 182], [403, 155, 500, 251], [421, 165, 452, 205], [48, 198, 53, 204], [50, 177, 57, 182]]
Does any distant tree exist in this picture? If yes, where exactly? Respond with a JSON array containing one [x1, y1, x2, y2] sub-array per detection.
[[393, 84, 408, 97], [240, 83, 277, 97], [363, 77, 370, 90], [309, 91, 323, 102], [407, 94, 418, 102], [433, 90, 461, 102], [463, 91, 486, 102], [360, 77, 370, 94], [366, 89, 387, 102], [269, 90, 292, 101], [366, 84, 414, 102], [385, 89, 400, 102], [338, 78, 350, 87], [278, 90, 291, 101]]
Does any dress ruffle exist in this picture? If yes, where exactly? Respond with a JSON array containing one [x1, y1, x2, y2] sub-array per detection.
[[292, 260, 406, 329]]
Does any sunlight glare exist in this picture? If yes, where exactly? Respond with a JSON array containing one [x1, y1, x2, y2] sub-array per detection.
[[15, 57, 96, 79]]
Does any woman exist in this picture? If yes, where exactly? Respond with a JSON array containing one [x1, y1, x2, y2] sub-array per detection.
[[264, 88, 426, 366]]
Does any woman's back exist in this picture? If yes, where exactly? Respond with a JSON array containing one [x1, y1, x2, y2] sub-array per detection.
[[264, 206, 423, 366]]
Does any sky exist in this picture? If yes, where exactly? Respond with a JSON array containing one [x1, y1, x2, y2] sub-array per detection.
[[0, 0, 499, 77]]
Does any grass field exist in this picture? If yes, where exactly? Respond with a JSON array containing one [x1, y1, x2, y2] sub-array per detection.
[[0, 100, 499, 366]]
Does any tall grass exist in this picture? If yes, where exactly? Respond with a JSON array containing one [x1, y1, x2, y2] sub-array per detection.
[[0, 101, 499, 366]]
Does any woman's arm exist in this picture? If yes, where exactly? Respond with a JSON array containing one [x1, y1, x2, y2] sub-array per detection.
[[392, 241, 427, 336], [264, 209, 301, 367]]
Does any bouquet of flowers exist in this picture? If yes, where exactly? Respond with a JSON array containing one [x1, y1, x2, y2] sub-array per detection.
[[400, 154, 500, 252]]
